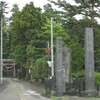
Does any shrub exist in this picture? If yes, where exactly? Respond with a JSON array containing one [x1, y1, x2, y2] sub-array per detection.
[[71, 70, 85, 78], [33, 56, 48, 81], [95, 72, 100, 85]]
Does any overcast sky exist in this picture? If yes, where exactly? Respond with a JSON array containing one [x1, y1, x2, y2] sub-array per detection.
[[3, 0, 75, 9], [3, 0, 75, 17], [3, 0, 75, 10], [3, 0, 51, 17], [2, 0, 100, 23]]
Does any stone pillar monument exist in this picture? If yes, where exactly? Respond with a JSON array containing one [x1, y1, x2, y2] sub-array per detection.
[[85, 27, 95, 96], [62, 47, 71, 83], [55, 37, 64, 96]]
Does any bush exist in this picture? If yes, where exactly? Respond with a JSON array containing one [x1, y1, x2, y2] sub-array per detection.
[[33, 56, 48, 81], [95, 72, 100, 85], [71, 71, 100, 85], [71, 70, 85, 78]]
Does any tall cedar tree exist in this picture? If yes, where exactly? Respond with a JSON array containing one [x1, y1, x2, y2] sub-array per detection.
[[10, 2, 46, 73], [49, 0, 100, 23], [0, 1, 10, 58], [48, 0, 100, 72]]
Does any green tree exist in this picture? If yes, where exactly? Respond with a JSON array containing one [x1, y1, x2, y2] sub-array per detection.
[[48, 0, 100, 73], [9, 4, 28, 79], [49, 0, 100, 23], [43, 3, 61, 24], [3, 17, 10, 58], [21, 2, 46, 59], [42, 18, 69, 46], [9, 4, 24, 63], [0, 1, 9, 58], [33, 56, 48, 81], [9, 2, 47, 79]]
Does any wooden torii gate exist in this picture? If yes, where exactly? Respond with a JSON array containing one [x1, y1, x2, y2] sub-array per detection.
[[0, 59, 16, 77]]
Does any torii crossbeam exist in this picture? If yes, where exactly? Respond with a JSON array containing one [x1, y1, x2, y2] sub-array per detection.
[[0, 59, 16, 77]]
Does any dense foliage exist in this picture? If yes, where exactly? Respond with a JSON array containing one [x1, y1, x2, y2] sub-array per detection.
[[1, 0, 100, 81]]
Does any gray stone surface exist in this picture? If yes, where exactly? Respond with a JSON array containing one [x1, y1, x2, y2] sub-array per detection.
[[84, 28, 95, 95], [0, 78, 50, 100], [59, 96, 100, 100], [62, 47, 71, 83], [55, 37, 64, 96], [0, 78, 99, 100]]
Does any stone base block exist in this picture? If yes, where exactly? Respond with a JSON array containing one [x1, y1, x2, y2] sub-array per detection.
[[79, 90, 97, 97]]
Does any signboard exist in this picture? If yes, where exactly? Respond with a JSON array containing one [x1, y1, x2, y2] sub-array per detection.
[[47, 61, 52, 67], [45, 48, 51, 54]]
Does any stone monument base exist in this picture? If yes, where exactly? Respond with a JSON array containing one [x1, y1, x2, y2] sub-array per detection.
[[79, 90, 97, 97]]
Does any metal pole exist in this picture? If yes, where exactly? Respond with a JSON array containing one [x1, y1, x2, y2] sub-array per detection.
[[47, 41, 49, 48], [51, 17, 54, 77], [47, 41, 50, 77], [0, 13, 3, 84]]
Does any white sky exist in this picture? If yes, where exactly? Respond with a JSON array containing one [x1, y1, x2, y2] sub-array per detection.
[[2, 0, 75, 18], [3, 0, 75, 11], [3, 0, 77, 18], [3, 0, 99, 23], [3, 0, 75, 10]]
